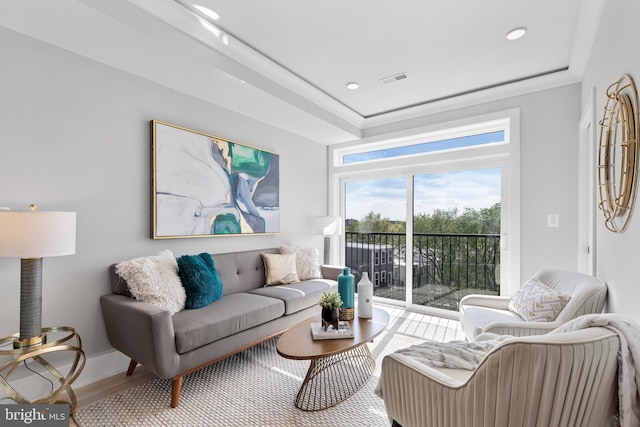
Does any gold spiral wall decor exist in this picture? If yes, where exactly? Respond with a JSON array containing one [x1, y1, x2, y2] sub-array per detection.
[[597, 74, 640, 232]]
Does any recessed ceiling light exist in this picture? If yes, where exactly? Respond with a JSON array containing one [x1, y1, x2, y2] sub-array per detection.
[[194, 5, 220, 21], [506, 27, 527, 41], [199, 18, 221, 37], [346, 82, 359, 90]]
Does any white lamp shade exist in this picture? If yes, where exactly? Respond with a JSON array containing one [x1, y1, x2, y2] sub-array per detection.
[[314, 216, 342, 237], [0, 211, 76, 258]]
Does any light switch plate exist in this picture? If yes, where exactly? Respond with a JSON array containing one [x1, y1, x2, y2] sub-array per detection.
[[547, 214, 559, 227]]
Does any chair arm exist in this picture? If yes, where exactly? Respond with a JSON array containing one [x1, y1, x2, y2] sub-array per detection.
[[459, 294, 511, 310], [100, 294, 179, 378], [378, 353, 469, 427], [382, 353, 467, 389], [320, 265, 344, 281], [482, 319, 560, 337]]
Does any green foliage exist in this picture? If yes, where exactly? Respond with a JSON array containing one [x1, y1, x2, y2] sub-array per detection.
[[412, 203, 501, 292], [414, 203, 500, 234], [318, 292, 343, 310]]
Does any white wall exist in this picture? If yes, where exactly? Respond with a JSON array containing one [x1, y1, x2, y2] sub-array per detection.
[[364, 83, 582, 282], [581, 0, 640, 323], [0, 28, 328, 386]]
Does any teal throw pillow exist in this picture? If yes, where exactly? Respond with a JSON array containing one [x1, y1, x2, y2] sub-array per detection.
[[177, 253, 223, 309]]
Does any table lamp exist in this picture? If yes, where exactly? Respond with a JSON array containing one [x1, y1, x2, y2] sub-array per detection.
[[0, 206, 76, 347], [0, 205, 84, 410], [314, 216, 342, 264]]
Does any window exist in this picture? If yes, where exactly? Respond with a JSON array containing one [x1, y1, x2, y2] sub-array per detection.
[[343, 130, 505, 164], [331, 110, 520, 314]]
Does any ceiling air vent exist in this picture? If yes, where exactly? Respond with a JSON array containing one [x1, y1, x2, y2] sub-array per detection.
[[380, 72, 408, 85]]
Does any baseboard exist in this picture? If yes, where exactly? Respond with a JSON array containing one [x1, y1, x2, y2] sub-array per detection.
[[1, 349, 130, 402]]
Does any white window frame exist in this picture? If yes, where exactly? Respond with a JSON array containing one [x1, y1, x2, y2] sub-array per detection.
[[328, 109, 521, 314]]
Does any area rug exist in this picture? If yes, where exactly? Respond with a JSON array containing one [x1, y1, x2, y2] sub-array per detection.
[[74, 308, 464, 426]]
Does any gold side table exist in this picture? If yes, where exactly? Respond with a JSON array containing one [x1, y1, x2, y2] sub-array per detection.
[[0, 326, 86, 412]]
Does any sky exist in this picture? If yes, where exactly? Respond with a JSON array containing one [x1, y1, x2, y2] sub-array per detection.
[[344, 131, 503, 220], [345, 168, 501, 221], [344, 131, 504, 164]]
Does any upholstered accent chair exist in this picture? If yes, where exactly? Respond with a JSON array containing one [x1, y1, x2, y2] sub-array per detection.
[[378, 327, 619, 427], [459, 269, 607, 340]]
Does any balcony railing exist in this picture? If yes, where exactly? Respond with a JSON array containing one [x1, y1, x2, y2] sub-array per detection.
[[345, 231, 500, 311]]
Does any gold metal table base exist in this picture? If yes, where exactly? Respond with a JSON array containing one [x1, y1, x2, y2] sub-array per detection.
[[0, 326, 86, 412], [295, 344, 375, 411]]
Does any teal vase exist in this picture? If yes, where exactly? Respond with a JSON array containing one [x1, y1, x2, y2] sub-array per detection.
[[338, 267, 355, 320]]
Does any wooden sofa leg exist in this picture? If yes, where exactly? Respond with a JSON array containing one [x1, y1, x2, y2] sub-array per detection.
[[126, 359, 138, 376], [171, 376, 183, 408]]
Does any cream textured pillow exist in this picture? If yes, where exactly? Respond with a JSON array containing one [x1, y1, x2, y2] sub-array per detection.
[[508, 278, 571, 322], [279, 245, 322, 280], [262, 252, 300, 286], [115, 249, 186, 315]]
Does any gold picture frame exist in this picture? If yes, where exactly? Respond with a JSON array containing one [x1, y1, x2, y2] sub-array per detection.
[[151, 120, 280, 239]]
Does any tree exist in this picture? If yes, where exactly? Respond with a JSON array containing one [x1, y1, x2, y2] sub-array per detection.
[[357, 211, 391, 233], [412, 203, 501, 292]]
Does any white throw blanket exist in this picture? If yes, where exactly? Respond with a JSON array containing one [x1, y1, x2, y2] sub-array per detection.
[[550, 314, 640, 427], [373, 334, 510, 398], [375, 314, 640, 427]]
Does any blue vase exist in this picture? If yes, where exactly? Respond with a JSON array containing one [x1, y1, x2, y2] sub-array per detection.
[[338, 267, 355, 309]]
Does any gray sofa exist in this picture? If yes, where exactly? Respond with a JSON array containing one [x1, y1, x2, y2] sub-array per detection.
[[100, 248, 340, 407]]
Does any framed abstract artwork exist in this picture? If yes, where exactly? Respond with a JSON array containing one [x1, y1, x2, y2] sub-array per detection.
[[151, 120, 280, 238]]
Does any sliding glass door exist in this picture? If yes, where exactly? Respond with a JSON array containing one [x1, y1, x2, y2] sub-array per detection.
[[344, 177, 407, 303], [412, 168, 501, 311]]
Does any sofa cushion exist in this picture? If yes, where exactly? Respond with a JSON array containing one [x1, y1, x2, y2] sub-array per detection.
[[177, 253, 223, 309], [172, 293, 284, 354], [114, 250, 186, 315], [262, 252, 300, 285], [248, 278, 335, 315], [213, 248, 278, 296], [508, 278, 571, 322], [460, 306, 523, 339]]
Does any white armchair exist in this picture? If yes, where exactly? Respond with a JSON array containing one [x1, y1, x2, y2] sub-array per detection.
[[378, 327, 619, 427], [459, 269, 607, 340]]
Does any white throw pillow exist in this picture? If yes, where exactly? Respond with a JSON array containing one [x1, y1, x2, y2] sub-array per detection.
[[115, 249, 186, 315], [262, 252, 300, 286], [279, 245, 322, 280], [508, 278, 571, 322]]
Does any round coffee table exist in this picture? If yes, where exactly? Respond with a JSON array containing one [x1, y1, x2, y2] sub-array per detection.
[[276, 306, 389, 411]]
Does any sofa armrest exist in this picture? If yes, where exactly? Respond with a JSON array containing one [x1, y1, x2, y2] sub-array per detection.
[[481, 320, 560, 337], [100, 294, 179, 378], [459, 294, 511, 310], [383, 353, 468, 388], [320, 265, 344, 281]]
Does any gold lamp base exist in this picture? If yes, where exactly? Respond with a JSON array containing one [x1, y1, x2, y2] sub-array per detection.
[[0, 326, 85, 413], [13, 333, 47, 349]]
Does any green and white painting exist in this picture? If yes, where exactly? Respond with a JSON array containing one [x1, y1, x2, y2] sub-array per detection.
[[152, 121, 279, 238]]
